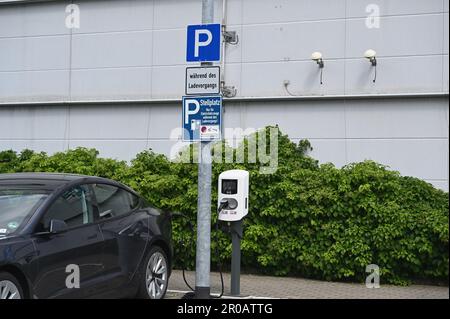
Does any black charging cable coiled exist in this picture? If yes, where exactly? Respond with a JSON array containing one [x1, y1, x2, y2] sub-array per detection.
[[171, 211, 224, 299]]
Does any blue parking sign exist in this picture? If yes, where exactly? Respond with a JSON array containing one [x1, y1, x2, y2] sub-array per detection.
[[182, 96, 222, 141], [186, 24, 221, 62]]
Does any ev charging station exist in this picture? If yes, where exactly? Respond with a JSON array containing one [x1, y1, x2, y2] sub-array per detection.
[[218, 170, 249, 222], [218, 170, 249, 296]]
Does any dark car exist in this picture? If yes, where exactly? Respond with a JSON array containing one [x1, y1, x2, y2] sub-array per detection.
[[0, 173, 172, 299]]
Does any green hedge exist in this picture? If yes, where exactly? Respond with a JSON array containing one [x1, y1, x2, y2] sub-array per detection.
[[0, 127, 448, 285]]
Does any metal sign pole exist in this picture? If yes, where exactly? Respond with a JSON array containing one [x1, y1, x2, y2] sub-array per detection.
[[195, 0, 215, 299]]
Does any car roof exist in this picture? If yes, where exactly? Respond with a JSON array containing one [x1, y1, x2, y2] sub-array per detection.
[[0, 172, 112, 190]]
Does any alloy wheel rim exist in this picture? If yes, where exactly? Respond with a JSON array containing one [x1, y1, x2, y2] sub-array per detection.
[[0, 280, 21, 299], [145, 251, 167, 299]]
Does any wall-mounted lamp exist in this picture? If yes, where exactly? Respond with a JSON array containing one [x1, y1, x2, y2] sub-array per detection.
[[364, 49, 377, 66], [311, 51, 324, 68], [311, 51, 324, 84], [364, 49, 377, 83]]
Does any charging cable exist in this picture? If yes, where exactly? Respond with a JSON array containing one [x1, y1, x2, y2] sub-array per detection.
[[171, 210, 225, 299]]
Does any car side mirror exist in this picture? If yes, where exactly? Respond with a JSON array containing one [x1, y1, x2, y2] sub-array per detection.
[[49, 219, 68, 234]]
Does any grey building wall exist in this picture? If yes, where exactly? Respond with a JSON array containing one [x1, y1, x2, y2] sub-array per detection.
[[0, 0, 448, 100], [1, 97, 448, 190], [0, 0, 449, 190]]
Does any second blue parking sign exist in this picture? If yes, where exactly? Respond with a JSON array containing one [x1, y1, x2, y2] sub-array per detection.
[[182, 96, 222, 142]]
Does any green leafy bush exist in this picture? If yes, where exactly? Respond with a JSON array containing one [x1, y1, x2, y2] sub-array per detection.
[[0, 127, 448, 285]]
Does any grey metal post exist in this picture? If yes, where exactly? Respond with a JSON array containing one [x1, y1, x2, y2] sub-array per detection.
[[195, 0, 215, 299], [230, 220, 243, 296]]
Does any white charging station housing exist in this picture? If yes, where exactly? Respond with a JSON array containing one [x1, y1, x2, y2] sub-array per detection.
[[218, 170, 249, 222]]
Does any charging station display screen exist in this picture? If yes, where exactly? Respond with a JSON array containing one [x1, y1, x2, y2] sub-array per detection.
[[222, 179, 237, 195]]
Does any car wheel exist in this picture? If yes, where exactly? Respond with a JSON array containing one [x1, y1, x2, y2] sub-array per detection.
[[137, 246, 169, 299], [0, 272, 23, 300]]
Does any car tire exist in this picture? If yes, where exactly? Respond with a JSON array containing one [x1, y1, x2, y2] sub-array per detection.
[[0, 272, 24, 299], [136, 246, 169, 299]]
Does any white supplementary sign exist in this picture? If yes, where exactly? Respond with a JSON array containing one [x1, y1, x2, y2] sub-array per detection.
[[186, 66, 220, 95]]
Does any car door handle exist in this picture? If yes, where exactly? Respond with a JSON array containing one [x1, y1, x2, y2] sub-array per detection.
[[118, 222, 143, 236], [87, 234, 98, 240]]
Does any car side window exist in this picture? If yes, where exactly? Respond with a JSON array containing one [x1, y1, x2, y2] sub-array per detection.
[[92, 184, 139, 220], [41, 185, 95, 231]]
